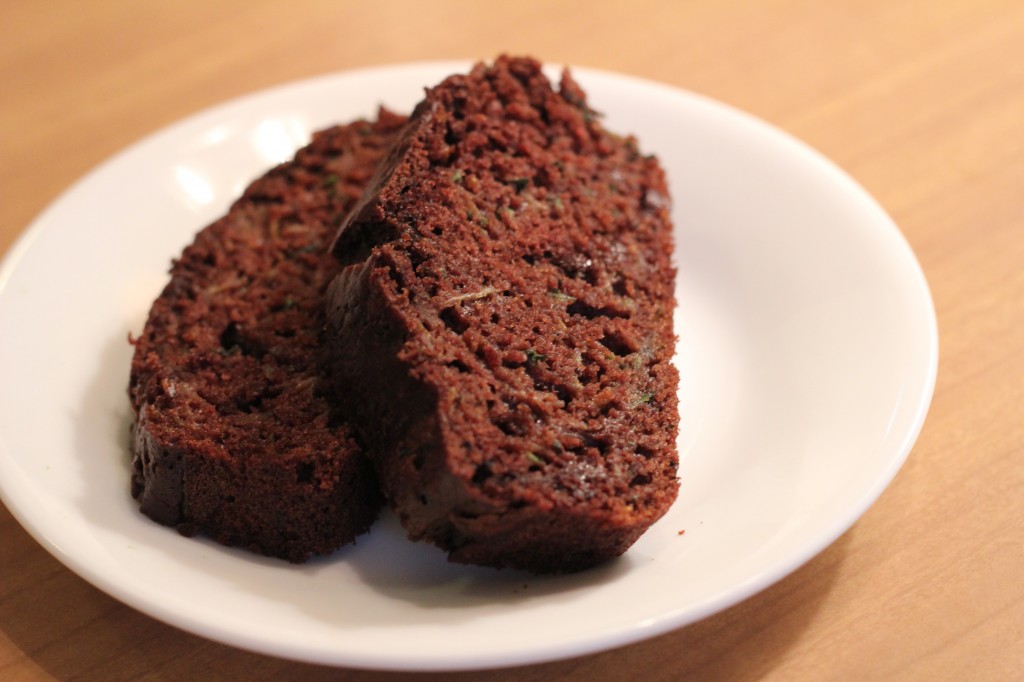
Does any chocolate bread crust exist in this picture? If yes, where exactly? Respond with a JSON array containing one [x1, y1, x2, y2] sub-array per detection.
[[324, 57, 679, 573], [129, 111, 405, 562]]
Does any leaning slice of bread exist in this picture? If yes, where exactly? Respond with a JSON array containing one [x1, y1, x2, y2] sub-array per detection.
[[324, 57, 679, 573], [129, 111, 406, 562]]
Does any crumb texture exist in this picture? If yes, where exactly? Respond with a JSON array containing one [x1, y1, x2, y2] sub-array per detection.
[[129, 111, 405, 562], [325, 57, 679, 573]]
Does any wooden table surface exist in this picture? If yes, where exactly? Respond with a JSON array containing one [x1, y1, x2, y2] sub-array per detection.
[[2, 1, 1022, 679]]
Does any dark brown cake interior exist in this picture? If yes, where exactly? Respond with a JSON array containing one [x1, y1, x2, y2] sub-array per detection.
[[129, 111, 405, 562], [326, 57, 679, 572]]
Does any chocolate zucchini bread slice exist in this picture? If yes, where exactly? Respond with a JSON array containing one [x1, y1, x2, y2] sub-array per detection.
[[324, 57, 679, 573], [129, 111, 406, 562]]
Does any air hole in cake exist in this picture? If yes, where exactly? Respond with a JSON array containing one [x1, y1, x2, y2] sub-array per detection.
[[635, 444, 655, 459], [407, 248, 428, 270], [566, 300, 599, 319], [567, 300, 631, 320], [439, 307, 469, 334], [629, 473, 652, 487], [447, 358, 471, 373], [598, 331, 638, 357], [219, 322, 241, 351], [236, 395, 264, 414], [471, 463, 492, 484], [496, 418, 523, 437], [573, 296, 626, 319], [552, 383, 574, 406], [583, 433, 611, 456], [295, 461, 315, 484]]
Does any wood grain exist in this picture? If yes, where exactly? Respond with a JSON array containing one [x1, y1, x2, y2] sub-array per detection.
[[2, 1, 1022, 679]]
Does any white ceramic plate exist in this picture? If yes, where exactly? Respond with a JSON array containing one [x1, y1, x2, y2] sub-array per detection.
[[0, 61, 937, 671]]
